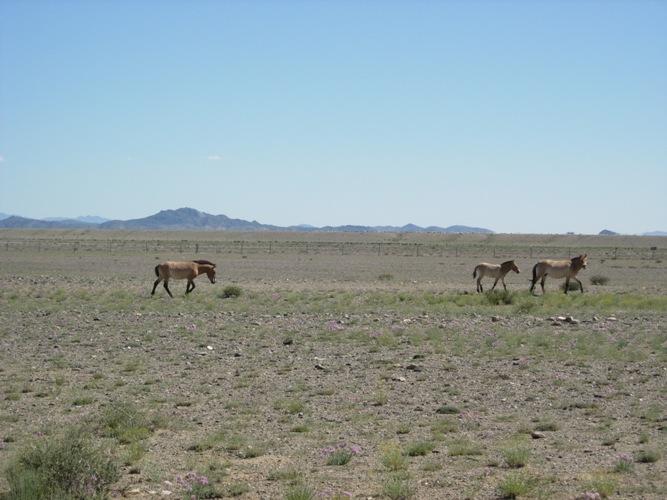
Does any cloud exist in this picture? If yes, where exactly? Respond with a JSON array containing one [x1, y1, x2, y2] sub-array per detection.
[[207, 154, 223, 161]]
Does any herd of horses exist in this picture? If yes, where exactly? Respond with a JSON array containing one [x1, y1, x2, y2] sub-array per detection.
[[151, 254, 589, 297]]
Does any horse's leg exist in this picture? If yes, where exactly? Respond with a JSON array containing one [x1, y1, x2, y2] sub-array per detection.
[[476, 277, 482, 293], [575, 277, 584, 293], [490, 278, 499, 291], [151, 278, 162, 295], [163, 280, 174, 298], [186, 280, 195, 294], [564, 277, 570, 294], [540, 275, 546, 294], [502, 277, 507, 291]]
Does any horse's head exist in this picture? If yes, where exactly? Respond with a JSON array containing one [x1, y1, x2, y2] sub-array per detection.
[[206, 267, 216, 284], [573, 254, 588, 270], [502, 260, 520, 274]]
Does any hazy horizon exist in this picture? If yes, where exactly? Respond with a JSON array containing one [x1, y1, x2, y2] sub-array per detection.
[[1, 1, 665, 234]]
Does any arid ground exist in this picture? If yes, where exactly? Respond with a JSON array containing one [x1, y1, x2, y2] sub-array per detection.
[[0, 231, 665, 499]]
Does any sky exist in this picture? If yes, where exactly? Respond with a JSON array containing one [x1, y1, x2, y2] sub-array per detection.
[[1, 0, 665, 234]]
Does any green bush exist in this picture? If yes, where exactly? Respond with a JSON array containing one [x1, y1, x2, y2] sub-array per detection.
[[221, 285, 242, 299], [5, 428, 119, 499], [590, 275, 610, 286], [485, 290, 515, 305]]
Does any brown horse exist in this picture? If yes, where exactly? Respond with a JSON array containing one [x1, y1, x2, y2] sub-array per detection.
[[529, 254, 587, 295], [151, 260, 217, 298], [473, 260, 520, 293]]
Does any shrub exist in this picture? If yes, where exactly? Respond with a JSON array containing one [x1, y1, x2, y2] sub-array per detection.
[[326, 449, 352, 466], [381, 444, 407, 471], [285, 483, 315, 500], [590, 275, 610, 286], [485, 290, 515, 305], [99, 403, 152, 444], [501, 446, 530, 468], [435, 404, 460, 415], [382, 475, 415, 500], [636, 449, 661, 463], [378, 273, 394, 281], [5, 427, 119, 499], [498, 473, 534, 498], [448, 437, 483, 456], [613, 453, 634, 473], [404, 441, 435, 457], [221, 285, 242, 298], [561, 280, 582, 292]]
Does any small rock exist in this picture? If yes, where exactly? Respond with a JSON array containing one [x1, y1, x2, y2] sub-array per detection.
[[531, 431, 546, 439], [282, 338, 293, 345], [491, 316, 501, 322], [161, 491, 172, 497], [127, 488, 142, 495], [556, 316, 567, 321], [551, 321, 561, 326], [592, 316, 599, 322], [391, 375, 406, 382], [233, 352, 242, 357], [406, 364, 422, 372], [315, 363, 326, 370], [607, 316, 618, 322], [206, 345, 213, 350]]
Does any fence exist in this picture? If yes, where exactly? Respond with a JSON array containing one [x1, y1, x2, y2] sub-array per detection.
[[1, 237, 664, 261]]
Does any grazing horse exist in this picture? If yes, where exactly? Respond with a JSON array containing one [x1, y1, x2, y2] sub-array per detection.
[[151, 260, 216, 298], [529, 254, 587, 295], [473, 260, 520, 293]]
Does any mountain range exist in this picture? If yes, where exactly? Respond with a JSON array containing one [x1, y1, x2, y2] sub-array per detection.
[[1, 208, 665, 235], [0, 208, 492, 233]]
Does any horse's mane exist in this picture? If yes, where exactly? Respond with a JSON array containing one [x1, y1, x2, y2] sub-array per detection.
[[193, 259, 216, 268]]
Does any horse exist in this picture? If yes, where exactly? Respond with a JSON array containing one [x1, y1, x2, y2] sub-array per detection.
[[472, 260, 520, 293], [151, 260, 217, 298], [529, 254, 587, 295]]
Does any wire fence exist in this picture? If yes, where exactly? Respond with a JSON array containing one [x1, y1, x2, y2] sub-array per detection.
[[1, 237, 664, 260]]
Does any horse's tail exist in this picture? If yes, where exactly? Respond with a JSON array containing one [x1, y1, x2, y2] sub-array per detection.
[[473, 265, 479, 279], [154, 265, 160, 278], [531, 263, 538, 283]]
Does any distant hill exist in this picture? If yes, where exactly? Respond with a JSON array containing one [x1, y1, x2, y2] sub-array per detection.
[[43, 215, 110, 224], [0, 207, 494, 233], [0, 216, 96, 229], [599, 229, 619, 235], [0, 212, 11, 221], [99, 208, 280, 231], [643, 231, 667, 237]]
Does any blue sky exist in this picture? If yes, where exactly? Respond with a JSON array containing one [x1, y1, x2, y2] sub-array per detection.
[[1, 0, 665, 234]]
